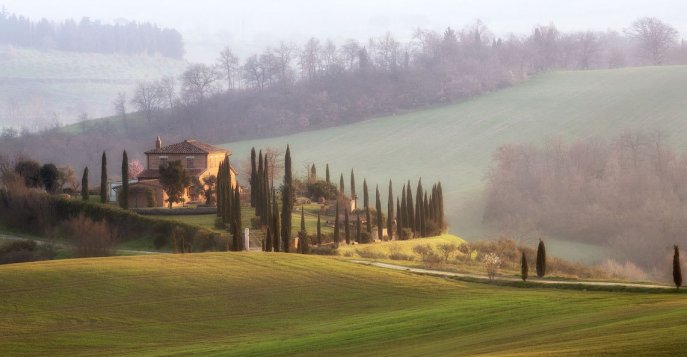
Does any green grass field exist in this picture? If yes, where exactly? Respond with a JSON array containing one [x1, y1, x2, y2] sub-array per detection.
[[221, 66, 687, 260], [0, 253, 685, 356], [0, 46, 185, 128]]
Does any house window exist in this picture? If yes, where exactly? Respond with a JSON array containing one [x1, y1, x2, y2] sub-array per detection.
[[186, 156, 195, 168], [159, 156, 168, 167]]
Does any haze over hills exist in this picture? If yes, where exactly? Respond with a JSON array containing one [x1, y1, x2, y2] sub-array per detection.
[[222, 65, 687, 255]]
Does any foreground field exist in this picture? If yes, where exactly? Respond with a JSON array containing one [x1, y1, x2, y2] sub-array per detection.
[[1, 253, 685, 356], [222, 65, 687, 255]]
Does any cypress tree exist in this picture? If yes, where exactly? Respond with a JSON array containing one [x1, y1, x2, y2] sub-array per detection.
[[325, 164, 330, 184], [415, 179, 423, 236], [310, 163, 316, 181], [536, 239, 546, 278], [100, 151, 107, 203], [674, 245, 682, 289], [119, 150, 129, 209], [350, 170, 356, 208], [217, 160, 224, 218], [81, 167, 89, 201], [256, 150, 263, 216], [364, 179, 371, 234], [299, 206, 307, 253], [317, 213, 322, 246], [376, 185, 383, 240], [250, 147, 257, 207], [406, 182, 414, 233], [396, 197, 403, 240], [272, 191, 280, 252], [333, 203, 340, 246], [423, 192, 429, 236], [344, 207, 350, 244], [400, 185, 407, 233], [281, 145, 293, 253], [521, 251, 528, 282], [234, 184, 242, 250], [437, 182, 445, 229], [355, 212, 361, 244], [387, 181, 394, 240], [339, 173, 344, 195], [265, 226, 272, 252]]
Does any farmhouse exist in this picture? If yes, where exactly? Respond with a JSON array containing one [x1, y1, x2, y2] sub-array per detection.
[[126, 137, 237, 208]]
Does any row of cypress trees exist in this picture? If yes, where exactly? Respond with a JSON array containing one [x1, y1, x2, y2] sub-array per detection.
[[520, 239, 547, 282], [395, 179, 445, 239]]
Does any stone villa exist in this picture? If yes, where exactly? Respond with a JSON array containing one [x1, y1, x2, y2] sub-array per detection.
[[125, 137, 237, 208]]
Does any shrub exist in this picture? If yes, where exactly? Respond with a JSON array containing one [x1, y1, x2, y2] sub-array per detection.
[[356, 247, 386, 259], [310, 245, 339, 256], [437, 243, 459, 263], [0, 240, 56, 265], [307, 180, 338, 200], [482, 252, 502, 280], [66, 213, 118, 257], [413, 244, 442, 267], [401, 228, 414, 240]]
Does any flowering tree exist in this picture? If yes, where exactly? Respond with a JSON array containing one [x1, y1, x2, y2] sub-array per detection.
[[483, 253, 502, 281], [128, 160, 144, 179]]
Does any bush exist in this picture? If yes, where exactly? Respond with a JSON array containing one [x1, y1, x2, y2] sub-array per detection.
[[356, 247, 387, 259], [388, 245, 415, 261], [307, 180, 338, 200], [0, 239, 57, 264], [413, 244, 442, 267], [401, 228, 414, 240], [66, 213, 118, 257], [437, 243, 459, 263], [310, 245, 339, 256], [482, 252, 502, 280]]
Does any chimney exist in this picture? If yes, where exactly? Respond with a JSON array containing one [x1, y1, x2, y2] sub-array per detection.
[[155, 136, 162, 149]]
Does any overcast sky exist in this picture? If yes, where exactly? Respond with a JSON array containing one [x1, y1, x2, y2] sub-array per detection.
[[2, 0, 686, 62]]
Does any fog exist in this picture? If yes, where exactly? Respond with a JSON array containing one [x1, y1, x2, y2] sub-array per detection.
[[3, 0, 687, 62]]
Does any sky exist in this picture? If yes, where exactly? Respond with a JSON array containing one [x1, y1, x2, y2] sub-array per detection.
[[2, 0, 687, 62]]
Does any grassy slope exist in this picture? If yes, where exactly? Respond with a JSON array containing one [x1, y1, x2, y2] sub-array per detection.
[[0, 46, 185, 127], [221, 66, 687, 257], [0, 253, 685, 356]]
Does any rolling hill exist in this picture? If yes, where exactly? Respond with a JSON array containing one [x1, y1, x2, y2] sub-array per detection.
[[0, 253, 685, 356], [0, 46, 186, 128], [221, 65, 687, 259]]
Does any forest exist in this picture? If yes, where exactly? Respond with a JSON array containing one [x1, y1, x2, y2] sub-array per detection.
[[0, 9, 184, 58]]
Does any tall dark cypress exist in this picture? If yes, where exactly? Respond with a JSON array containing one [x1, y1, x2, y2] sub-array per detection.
[[423, 192, 429, 236], [387, 181, 394, 240], [281, 145, 293, 253], [119, 150, 129, 209], [325, 164, 330, 184], [272, 190, 280, 252], [260, 156, 271, 225], [364, 179, 371, 234], [234, 184, 242, 250], [521, 251, 528, 282], [395, 198, 401, 240], [437, 182, 445, 229], [217, 160, 224, 218], [339, 173, 344, 195], [81, 167, 89, 201], [406, 182, 414, 233], [255, 150, 263, 216], [344, 207, 350, 244], [355, 212, 361, 243], [375, 185, 383, 240], [536, 239, 546, 278], [415, 179, 423, 236], [674, 245, 682, 289], [333, 203, 340, 246], [350, 170, 356, 208], [250, 147, 257, 207], [100, 151, 107, 203], [265, 226, 272, 252], [400, 185, 407, 233], [299, 205, 307, 253], [317, 212, 322, 246]]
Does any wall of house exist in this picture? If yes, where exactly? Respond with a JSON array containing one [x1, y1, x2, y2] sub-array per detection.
[[147, 154, 208, 170]]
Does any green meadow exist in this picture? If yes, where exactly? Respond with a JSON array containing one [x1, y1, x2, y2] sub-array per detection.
[[0, 253, 685, 356]]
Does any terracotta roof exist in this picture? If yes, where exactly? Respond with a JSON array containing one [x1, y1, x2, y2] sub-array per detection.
[[127, 180, 163, 190], [145, 139, 230, 155], [138, 168, 209, 180]]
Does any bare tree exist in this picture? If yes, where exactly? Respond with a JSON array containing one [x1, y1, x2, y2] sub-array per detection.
[[340, 39, 361, 71], [574, 31, 601, 69], [273, 42, 295, 86], [157, 76, 177, 109], [131, 81, 163, 121], [300, 37, 321, 80], [181, 63, 221, 104], [217, 47, 240, 90], [112, 92, 127, 124], [626, 17, 678, 65]]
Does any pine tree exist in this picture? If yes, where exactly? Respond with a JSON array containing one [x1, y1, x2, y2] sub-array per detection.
[[100, 151, 107, 203], [325, 164, 330, 184], [674, 245, 682, 289], [376, 185, 383, 240], [317, 212, 322, 246], [81, 167, 89, 201], [536, 239, 546, 278], [521, 251, 528, 282], [387, 181, 394, 240], [250, 147, 257, 207], [281, 145, 293, 253], [119, 150, 129, 209], [350, 169, 357, 209], [344, 206, 350, 244]]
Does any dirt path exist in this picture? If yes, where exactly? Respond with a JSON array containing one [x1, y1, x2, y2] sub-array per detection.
[[350, 260, 674, 290]]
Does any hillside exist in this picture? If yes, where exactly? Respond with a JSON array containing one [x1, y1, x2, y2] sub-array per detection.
[[1, 253, 685, 356], [222, 65, 687, 256], [0, 46, 186, 128]]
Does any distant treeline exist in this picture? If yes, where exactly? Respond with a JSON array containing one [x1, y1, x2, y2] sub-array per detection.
[[483, 131, 687, 269], [2, 17, 686, 178], [0, 9, 184, 58]]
